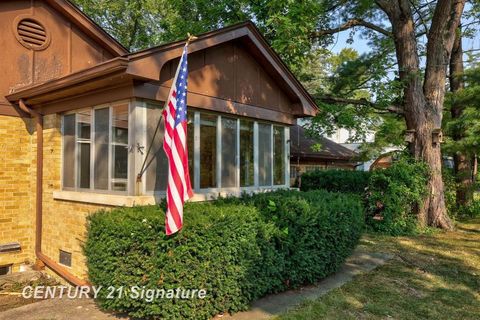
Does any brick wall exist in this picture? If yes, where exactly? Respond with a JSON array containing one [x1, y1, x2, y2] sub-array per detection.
[[0, 115, 35, 272], [41, 114, 113, 280], [0, 114, 113, 279]]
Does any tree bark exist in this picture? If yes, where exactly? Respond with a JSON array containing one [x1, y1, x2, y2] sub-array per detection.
[[376, 0, 466, 229], [449, 28, 473, 206]]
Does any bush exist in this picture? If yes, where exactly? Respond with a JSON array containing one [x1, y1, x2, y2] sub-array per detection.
[[366, 157, 429, 235], [443, 168, 480, 219], [85, 190, 364, 319], [300, 169, 371, 194]]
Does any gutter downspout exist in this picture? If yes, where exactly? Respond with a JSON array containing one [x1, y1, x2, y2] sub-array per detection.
[[19, 99, 88, 287]]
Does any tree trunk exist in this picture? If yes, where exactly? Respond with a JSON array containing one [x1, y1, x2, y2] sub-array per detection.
[[376, 0, 465, 230], [449, 28, 473, 206]]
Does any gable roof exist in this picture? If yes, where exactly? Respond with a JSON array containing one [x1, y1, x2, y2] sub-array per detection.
[[126, 21, 318, 117], [290, 125, 358, 161], [7, 21, 318, 119], [46, 0, 128, 56]]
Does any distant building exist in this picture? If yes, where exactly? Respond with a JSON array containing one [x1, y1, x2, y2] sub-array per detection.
[[290, 125, 359, 185]]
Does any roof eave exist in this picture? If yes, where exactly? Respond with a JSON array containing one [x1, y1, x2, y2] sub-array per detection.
[[6, 57, 130, 103], [46, 0, 128, 56]]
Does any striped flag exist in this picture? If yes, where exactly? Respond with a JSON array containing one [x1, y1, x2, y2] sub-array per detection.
[[162, 44, 194, 235]]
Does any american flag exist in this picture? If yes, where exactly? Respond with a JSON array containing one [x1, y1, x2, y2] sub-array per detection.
[[162, 44, 194, 235]]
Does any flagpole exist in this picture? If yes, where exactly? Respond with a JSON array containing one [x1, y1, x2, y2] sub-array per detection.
[[135, 32, 198, 186]]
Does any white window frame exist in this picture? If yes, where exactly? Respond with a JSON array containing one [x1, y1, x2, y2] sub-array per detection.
[[144, 108, 290, 196], [61, 100, 131, 195]]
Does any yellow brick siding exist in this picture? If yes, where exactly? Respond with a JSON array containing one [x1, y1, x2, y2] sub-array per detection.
[[41, 114, 113, 280], [0, 115, 35, 272], [0, 114, 113, 280]]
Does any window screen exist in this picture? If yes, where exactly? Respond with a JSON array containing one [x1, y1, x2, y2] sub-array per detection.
[[94, 108, 109, 190], [62, 114, 75, 188], [200, 114, 217, 189], [221, 117, 237, 188], [258, 123, 272, 186], [273, 126, 285, 185], [146, 105, 169, 192], [76, 110, 91, 189], [111, 104, 128, 191], [240, 120, 254, 187]]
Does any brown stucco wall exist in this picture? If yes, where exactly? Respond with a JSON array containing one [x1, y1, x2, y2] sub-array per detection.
[[0, 115, 35, 272]]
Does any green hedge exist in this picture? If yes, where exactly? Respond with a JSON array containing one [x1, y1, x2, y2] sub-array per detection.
[[85, 190, 364, 319], [300, 169, 371, 194], [366, 158, 429, 235]]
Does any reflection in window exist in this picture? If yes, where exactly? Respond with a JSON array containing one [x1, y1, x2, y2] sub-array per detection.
[[146, 105, 168, 192], [240, 120, 254, 187], [62, 114, 75, 188], [62, 103, 129, 193], [221, 117, 237, 188], [111, 105, 129, 191], [258, 123, 272, 186], [94, 108, 109, 190], [187, 112, 195, 188], [76, 110, 91, 189], [200, 114, 217, 189], [273, 126, 285, 185]]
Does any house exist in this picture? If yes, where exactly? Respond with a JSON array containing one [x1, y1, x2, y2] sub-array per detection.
[[0, 0, 318, 284], [290, 125, 358, 185]]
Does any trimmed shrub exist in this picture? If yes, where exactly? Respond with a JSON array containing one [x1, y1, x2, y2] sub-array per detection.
[[85, 190, 364, 319], [365, 157, 429, 235], [300, 169, 371, 194]]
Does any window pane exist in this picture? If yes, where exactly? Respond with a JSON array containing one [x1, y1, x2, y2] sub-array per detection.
[[76, 110, 91, 189], [62, 114, 75, 188], [111, 105, 128, 191], [273, 126, 285, 185], [112, 104, 129, 144], [113, 145, 128, 179], [78, 143, 91, 188], [200, 114, 217, 189], [221, 117, 237, 188], [187, 111, 194, 188], [146, 105, 168, 192], [77, 110, 91, 140], [258, 123, 272, 186], [94, 108, 109, 190], [240, 120, 254, 187]]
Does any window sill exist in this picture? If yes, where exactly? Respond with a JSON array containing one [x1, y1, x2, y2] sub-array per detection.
[[53, 186, 292, 207], [52, 191, 156, 207]]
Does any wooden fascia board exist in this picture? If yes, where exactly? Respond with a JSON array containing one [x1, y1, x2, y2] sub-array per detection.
[[6, 58, 130, 103], [46, 0, 128, 56]]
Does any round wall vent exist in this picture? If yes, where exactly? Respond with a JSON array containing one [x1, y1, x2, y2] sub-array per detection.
[[14, 17, 50, 50]]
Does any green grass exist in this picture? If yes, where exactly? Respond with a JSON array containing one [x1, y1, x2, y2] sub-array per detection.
[[277, 218, 480, 320]]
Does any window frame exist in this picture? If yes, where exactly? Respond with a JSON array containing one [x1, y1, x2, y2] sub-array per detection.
[[144, 107, 290, 196], [61, 100, 131, 195]]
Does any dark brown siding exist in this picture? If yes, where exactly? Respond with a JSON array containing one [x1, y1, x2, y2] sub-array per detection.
[[159, 42, 293, 114], [0, 0, 114, 109]]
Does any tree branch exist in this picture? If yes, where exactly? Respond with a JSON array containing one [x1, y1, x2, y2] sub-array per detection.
[[312, 18, 392, 38], [318, 96, 405, 115]]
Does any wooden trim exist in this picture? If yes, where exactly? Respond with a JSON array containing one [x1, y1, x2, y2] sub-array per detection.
[[134, 83, 296, 125], [0, 103, 29, 117], [37, 84, 134, 115], [6, 58, 129, 102], [44, 0, 128, 56]]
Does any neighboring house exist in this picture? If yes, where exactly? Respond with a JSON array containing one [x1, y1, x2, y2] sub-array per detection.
[[290, 125, 358, 185], [0, 1, 317, 284]]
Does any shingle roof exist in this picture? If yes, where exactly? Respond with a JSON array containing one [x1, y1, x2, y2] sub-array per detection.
[[290, 125, 358, 161]]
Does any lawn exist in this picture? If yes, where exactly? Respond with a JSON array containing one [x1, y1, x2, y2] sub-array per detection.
[[278, 218, 480, 320]]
